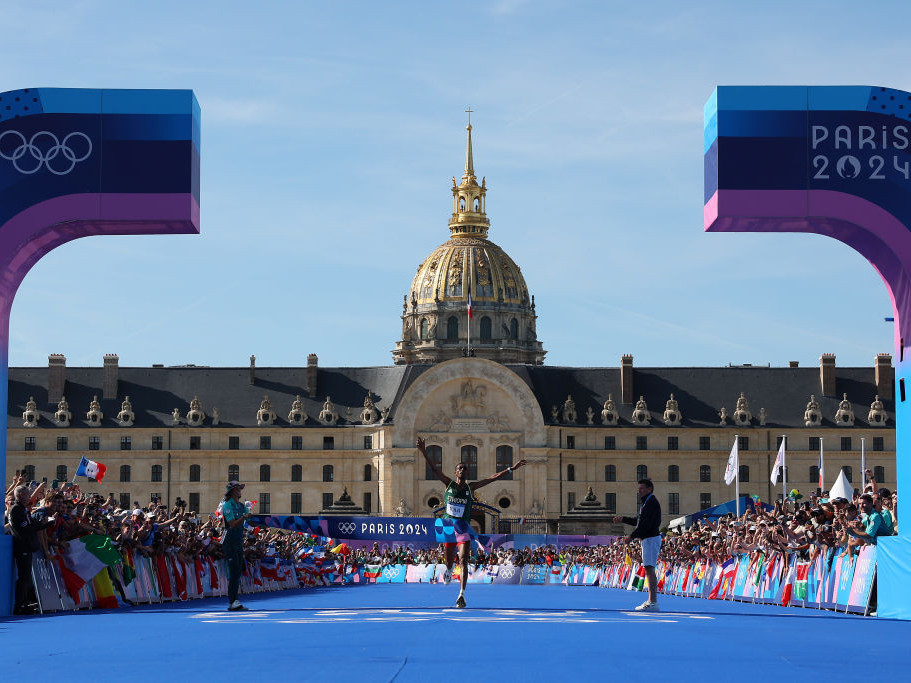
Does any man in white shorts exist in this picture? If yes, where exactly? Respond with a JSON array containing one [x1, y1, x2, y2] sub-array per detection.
[[613, 478, 662, 611]]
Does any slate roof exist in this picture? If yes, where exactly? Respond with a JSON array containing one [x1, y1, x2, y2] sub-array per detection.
[[7, 363, 893, 429]]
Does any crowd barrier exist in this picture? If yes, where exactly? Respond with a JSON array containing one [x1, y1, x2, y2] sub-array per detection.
[[27, 550, 304, 613], [22, 545, 878, 616]]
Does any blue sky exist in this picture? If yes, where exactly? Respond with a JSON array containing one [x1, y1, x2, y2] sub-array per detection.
[[4, 1, 910, 370]]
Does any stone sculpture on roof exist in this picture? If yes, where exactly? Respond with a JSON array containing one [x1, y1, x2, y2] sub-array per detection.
[[54, 396, 72, 427], [733, 392, 752, 426], [868, 395, 887, 426], [663, 394, 681, 426], [288, 395, 306, 425], [562, 395, 577, 424], [257, 395, 276, 426], [186, 395, 205, 427], [117, 396, 135, 427], [601, 394, 618, 426], [22, 396, 39, 428], [87, 395, 103, 424], [804, 395, 821, 427], [835, 393, 855, 426], [319, 396, 339, 426], [361, 391, 379, 425], [631, 396, 650, 425]]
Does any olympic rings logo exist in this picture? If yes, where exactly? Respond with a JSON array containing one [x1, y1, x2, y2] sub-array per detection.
[[337, 522, 357, 534], [0, 130, 92, 175]]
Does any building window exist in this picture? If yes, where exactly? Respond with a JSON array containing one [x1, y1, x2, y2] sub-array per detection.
[[566, 464, 575, 481], [188, 493, 200, 513], [636, 436, 648, 450], [874, 466, 886, 482], [873, 437, 884, 452], [510, 318, 518, 340], [89, 436, 100, 451], [56, 465, 67, 482], [260, 464, 271, 482], [605, 464, 616, 482], [189, 436, 200, 450], [291, 493, 302, 514], [566, 435, 575, 449], [24, 437, 36, 451], [809, 436, 820, 450], [120, 465, 131, 482], [700, 465, 711, 482], [21, 465, 35, 482], [809, 465, 819, 484], [322, 492, 334, 510], [604, 493, 616, 514], [57, 437, 68, 451], [121, 436, 132, 451], [636, 465, 648, 481], [259, 493, 270, 515], [460, 445, 478, 480], [776, 435, 785, 449], [189, 464, 201, 482], [667, 436, 678, 451], [364, 435, 373, 450], [291, 435, 303, 450], [363, 492, 372, 513], [228, 464, 239, 481], [700, 493, 712, 510], [841, 437, 852, 451], [119, 493, 130, 509], [364, 464, 372, 481], [152, 436, 163, 450], [425, 445, 442, 480], [322, 464, 334, 482], [567, 492, 575, 512], [738, 436, 749, 451], [668, 465, 679, 482], [447, 316, 459, 340], [604, 436, 616, 450], [480, 316, 492, 340], [291, 464, 302, 482], [420, 318, 428, 340], [669, 493, 680, 515], [496, 445, 514, 479], [843, 466, 853, 483], [739, 465, 750, 483], [260, 436, 271, 450], [699, 436, 711, 451], [151, 465, 163, 482], [228, 436, 240, 450], [323, 436, 334, 450]]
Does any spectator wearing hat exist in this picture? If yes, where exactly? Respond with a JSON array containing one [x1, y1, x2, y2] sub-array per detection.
[[222, 480, 252, 611]]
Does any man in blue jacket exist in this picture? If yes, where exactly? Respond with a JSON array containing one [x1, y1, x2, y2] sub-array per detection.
[[614, 478, 662, 612]]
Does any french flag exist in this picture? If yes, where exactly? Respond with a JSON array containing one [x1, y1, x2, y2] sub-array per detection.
[[467, 284, 473, 321], [75, 455, 107, 483]]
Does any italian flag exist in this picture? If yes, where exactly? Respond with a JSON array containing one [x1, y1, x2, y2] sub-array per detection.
[[364, 564, 382, 579], [60, 534, 123, 603], [780, 563, 797, 606], [631, 565, 646, 591]]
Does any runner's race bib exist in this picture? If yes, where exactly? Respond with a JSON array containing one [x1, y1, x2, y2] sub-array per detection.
[[446, 501, 466, 518]]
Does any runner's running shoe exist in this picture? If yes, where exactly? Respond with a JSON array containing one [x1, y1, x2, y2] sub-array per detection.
[[456, 595, 466, 609], [634, 601, 659, 612], [443, 567, 453, 584]]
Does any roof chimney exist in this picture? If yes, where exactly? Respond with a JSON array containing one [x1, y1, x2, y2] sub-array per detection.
[[102, 354, 119, 399], [307, 354, 319, 396], [788, 361, 799, 368], [48, 354, 66, 403], [819, 353, 836, 397], [249, 355, 256, 385], [620, 354, 634, 404], [875, 353, 894, 401]]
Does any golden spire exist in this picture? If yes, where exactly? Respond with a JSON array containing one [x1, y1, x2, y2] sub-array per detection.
[[449, 111, 489, 239], [464, 106, 475, 181]]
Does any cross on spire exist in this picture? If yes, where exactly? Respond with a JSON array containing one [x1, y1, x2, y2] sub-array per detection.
[[465, 106, 473, 127]]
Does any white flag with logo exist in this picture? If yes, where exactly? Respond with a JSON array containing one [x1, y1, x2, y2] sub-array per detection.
[[724, 437, 739, 485], [771, 439, 786, 485]]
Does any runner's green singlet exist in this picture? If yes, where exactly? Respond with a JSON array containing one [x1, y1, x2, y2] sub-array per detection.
[[444, 481, 472, 522]]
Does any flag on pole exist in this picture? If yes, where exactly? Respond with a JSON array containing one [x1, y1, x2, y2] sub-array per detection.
[[860, 438, 866, 486], [817, 440, 825, 490], [75, 455, 107, 483], [467, 286, 473, 320], [771, 438, 786, 485], [724, 437, 739, 485]]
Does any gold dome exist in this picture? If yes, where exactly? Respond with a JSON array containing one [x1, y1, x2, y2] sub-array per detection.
[[393, 116, 545, 366]]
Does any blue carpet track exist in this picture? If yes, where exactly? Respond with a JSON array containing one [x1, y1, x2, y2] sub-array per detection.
[[2, 585, 909, 680]]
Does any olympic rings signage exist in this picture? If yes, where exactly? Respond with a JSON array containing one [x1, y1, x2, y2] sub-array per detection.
[[0, 130, 92, 175]]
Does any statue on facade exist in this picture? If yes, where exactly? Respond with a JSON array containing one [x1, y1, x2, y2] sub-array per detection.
[[562, 395, 577, 423]]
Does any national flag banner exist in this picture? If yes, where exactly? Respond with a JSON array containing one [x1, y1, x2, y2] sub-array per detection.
[[631, 565, 646, 591], [771, 438, 786, 485], [709, 558, 734, 599], [780, 562, 798, 606], [817, 440, 825, 490], [60, 534, 123, 600], [467, 286, 473, 320], [724, 437, 739, 485], [75, 455, 107, 483], [794, 562, 810, 601], [364, 564, 382, 579]]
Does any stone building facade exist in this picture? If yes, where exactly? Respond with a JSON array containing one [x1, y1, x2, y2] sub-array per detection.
[[5, 125, 897, 534]]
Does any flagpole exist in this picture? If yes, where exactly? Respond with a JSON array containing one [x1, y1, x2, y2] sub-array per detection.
[[734, 435, 740, 516], [860, 437, 866, 491], [782, 435, 787, 505]]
